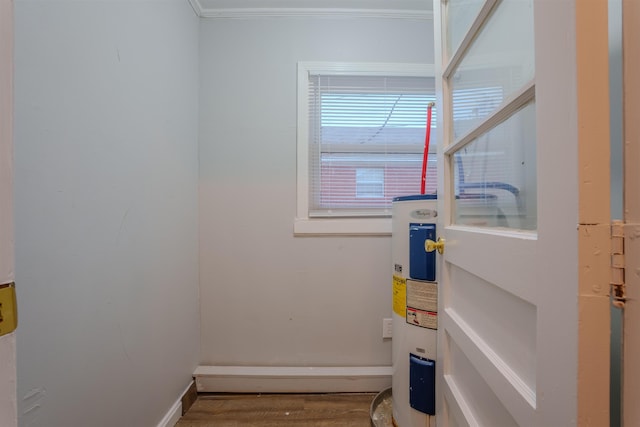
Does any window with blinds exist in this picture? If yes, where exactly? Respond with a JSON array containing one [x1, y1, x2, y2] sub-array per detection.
[[307, 73, 437, 217]]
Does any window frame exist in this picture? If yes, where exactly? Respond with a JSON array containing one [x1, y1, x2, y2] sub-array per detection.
[[295, 62, 435, 236]]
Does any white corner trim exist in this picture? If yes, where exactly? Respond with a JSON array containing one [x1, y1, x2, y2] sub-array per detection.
[[156, 380, 194, 427], [197, 7, 433, 20], [194, 365, 392, 393], [187, 0, 203, 16]]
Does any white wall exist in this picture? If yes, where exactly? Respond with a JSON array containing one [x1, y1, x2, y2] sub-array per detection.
[[0, 0, 17, 425], [14, 1, 200, 426], [199, 17, 433, 367]]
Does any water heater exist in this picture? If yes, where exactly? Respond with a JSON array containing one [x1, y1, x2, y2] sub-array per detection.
[[391, 194, 438, 427]]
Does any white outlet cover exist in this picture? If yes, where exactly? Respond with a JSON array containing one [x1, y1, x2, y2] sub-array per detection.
[[383, 318, 393, 338]]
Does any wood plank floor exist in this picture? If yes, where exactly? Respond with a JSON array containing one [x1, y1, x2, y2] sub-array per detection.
[[176, 393, 376, 427]]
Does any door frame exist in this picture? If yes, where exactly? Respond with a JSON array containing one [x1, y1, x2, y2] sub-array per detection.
[[0, 0, 17, 426], [623, 0, 640, 424]]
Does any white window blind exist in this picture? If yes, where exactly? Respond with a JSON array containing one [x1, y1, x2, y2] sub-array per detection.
[[307, 74, 437, 217]]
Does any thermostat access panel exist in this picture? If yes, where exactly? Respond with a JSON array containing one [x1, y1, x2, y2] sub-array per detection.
[[409, 223, 436, 282]]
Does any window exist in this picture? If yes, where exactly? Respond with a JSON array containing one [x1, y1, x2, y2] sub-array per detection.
[[356, 168, 384, 199], [296, 62, 436, 235]]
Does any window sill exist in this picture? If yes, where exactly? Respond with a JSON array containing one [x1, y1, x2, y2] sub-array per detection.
[[294, 217, 392, 236]]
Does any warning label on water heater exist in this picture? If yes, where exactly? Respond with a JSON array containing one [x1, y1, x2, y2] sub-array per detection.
[[406, 279, 438, 330], [392, 275, 406, 318]]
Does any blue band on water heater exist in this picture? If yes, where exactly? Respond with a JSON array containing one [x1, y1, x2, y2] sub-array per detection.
[[410, 354, 436, 415], [409, 223, 436, 281]]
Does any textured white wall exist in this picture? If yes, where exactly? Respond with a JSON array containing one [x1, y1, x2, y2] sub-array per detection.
[[13, 1, 200, 426], [0, 0, 17, 425], [198, 17, 433, 367]]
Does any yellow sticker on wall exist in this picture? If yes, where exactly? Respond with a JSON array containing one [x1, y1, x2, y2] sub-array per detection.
[[392, 275, 407, 318]]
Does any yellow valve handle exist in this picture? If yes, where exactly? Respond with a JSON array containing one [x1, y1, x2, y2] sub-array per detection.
[[425, 237, 445, 255]]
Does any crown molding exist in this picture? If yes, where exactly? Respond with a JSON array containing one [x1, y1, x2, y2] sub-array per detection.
[[187, 0, 432, 20], [200, 8, 432, 19]]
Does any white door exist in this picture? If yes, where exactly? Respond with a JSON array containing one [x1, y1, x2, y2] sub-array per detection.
[[433, 0, 611, 425], [0, 1, 17, 426], [623, 0, 640, 424]]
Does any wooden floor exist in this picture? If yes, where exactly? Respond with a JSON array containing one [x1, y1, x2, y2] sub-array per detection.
[[176, 393, 376, 427]]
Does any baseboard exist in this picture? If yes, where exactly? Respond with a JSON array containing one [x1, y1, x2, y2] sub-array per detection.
[[180, 381, 198, 416], [194, 365, 392, 393], [156, 380, 195, 427]]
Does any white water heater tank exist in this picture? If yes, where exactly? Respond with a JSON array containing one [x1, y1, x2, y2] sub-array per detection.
[[391, 195, 438, 427]]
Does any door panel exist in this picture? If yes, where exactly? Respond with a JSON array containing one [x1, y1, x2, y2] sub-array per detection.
[[445, 334, 521, 426], [434, 0, 610, 426], [443, 228, 536, 302], [445, 0, 484, 57], [452, 102, 537, 230], [448, 265, 536, 392], [449, 0, 534, 140]]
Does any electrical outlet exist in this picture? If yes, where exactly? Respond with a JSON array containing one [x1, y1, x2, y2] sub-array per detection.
[[383, 318, 393, 339]]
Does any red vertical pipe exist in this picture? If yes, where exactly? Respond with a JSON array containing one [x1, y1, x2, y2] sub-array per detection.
[[420, 102, 435, 194]]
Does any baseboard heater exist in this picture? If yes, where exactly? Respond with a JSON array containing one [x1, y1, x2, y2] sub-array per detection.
[[194, 365, 392, 393]]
